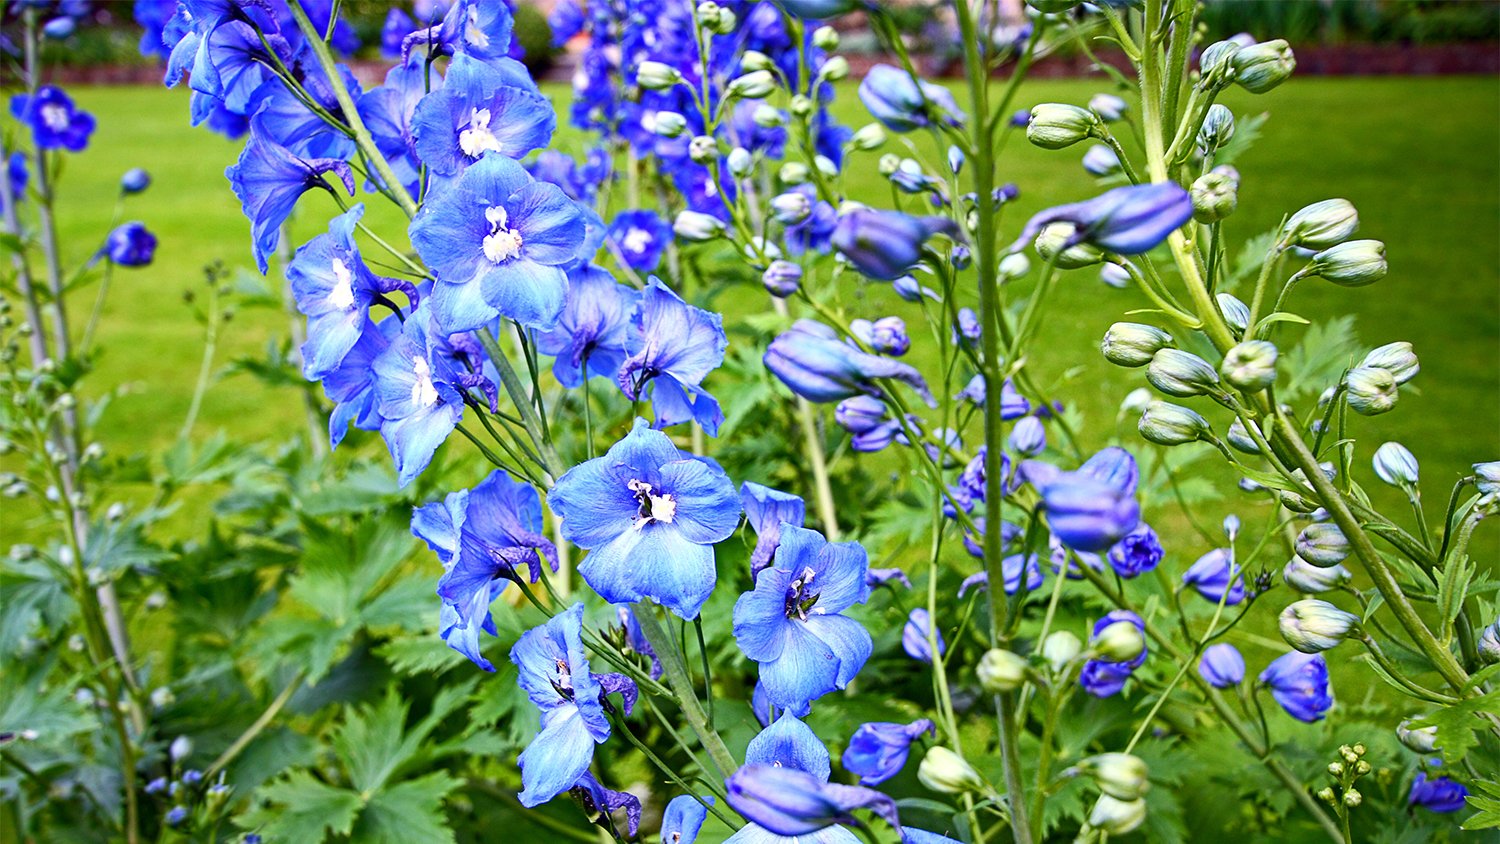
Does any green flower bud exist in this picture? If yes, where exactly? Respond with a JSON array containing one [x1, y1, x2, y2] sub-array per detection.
[[741, 50, 775, 72], [1026, 103, 1101, 150], [1088, 795, 1147, 836], [1220, 340, 1278, 391], [1345, 366, 1398, 416], [1295, 523, 1350, 567], [1035, 224, 1105, 269], [653, 111, 688, 138], [878, 154, 900, 176], [1217, 293, 1250, 334], [813, 155, 838, 177], [673, 210, 726, 242], [727, 148, 753, 177], [1306, 239, 1387, 287], [1079, 753, 1151, 801], [1361, 341, 1418, 385], [1282, 199, 1359, 250], [779, 161, 810, 184], [1139, 401, 1211, 446], [1279, 599, 1360, 653], [1101, 322, 1174, 368], [820, 56, 850, 82], [1396, 719, 1439, 754], [1041, 631, 1083, 672], [753, 104, 785, 128], [695, 1, 721, 25], [689, 135, 718, 164], [715, 7, 737, 33], [1198, 40, 1242, 88], [1091, 621, 1146, 664], [1373, 442, 1419, 486], [1197, 104, 1236, 153], [999, 252, 1031, 279], [813, 25, 839, 51], [728, 70, 777, 99], [1191, 171, 1238, 223], [1283, 556, 1351, 594], [1227, 417, 1261, 454], [977, 648, 1030, 693], [850, 123, 886, 151], [637, 61, 682, 90], [1233, 39, 1296, 94], [918, 747, 985, 795], [1147, 348, 1221, 397], [1343, 789, 1362, 808]]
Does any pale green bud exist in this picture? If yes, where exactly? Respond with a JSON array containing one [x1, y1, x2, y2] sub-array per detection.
[[1198, 40, 1242, 88], [1026, 103, 1100, 150], [1279, 599, 1360, 653], [727, 147, 753, 177], [673, 211, 726, 241], [1306, 239, 1386, 286], [812, 25, 839, 51], [1139, 401, 1211, 446], [814, 155, 837, 177], [728, 70, 777, 99], [753, 104, 785, 128], [1373, 442, 1419, 486], [1282, 199, 1359, 250], [1088, 795, 1147, 836], [1121, 387, 1153, 415], [977, 648, 1029, 693], [851, 124, 886, 152], [789, 94, 814, 118], [779, 161, 810, 184], [1101, 322, 1174, 368], [1041, 631, 1083, 672], [999, 252, 1031, 279], [1397, 719, 1439, 754], [170, 735, 193, 762], [1361, 341, 1418, 384], [695, 1, 721, 25], [771, 192, 812, 224], [1079, 753, 1151, 801], [1295, 523, 1350, 567], [689, 135, 718, 164], [715, 7, 736, 34], [1233, 39, 1296, 94], [1227, 417, 1261, 454], [1343, 789, 1362, 808], [918, 747, 985, 794], [1283, 556, 1351, 594], [1197, 104, 1236, 152], [820, 56, 850, 82], [877, 154, 900, 176], [1147, 348, 1221, 397], [1091, 621, 1146, 664], [1345, 366, 1398, 416], [1220, 340, 1278, 391], [653, 111, 688, 138], [741, 50, 774, 72], [1191, 171, 1238, 223], [637, 61, 682, 90], [1217, 293, 1250, 334], [1035, 223, 1105, 269]]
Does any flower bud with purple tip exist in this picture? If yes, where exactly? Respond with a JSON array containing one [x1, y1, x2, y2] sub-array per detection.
[[762, 260, 802, 298], [1283, 556, 1351, 594], [1279, 600, 1360, 653], [1373, 442, 1419, 486]]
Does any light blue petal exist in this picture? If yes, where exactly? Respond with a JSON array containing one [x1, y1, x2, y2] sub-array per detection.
[[744, 713, 831, 780], [517, 704, 596, 807]]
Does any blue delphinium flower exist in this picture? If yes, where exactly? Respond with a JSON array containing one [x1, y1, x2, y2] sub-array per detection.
[[830, 208, 960, 281], [103, 222, 157, 267], [569, 772, 643, 837], [742, 482, 806, 577], [733, 525, 873, 711], [1259, 651, 1333, 722], [955, 552, 1043, 597], [225, 133, 354, 274], [359, 56, 436, 198], [1022, 447, 1141, 552], [413, 469, 557, 670], [511, 603, 635, 807], [765, 320, 934, 407], [868, 568, 912, 589], [1182, 547, 1245, 605], [409, 152, 588, 333], [550, 419, 740, 619], [1009, 182, 1193, 256], [411, 54, 552, 178], [5, 151, 27, 203], [1409, 773, 1468, 813], [1079, 610, 1147, 698], [534, 263, 639, 388], [901, 608, 944, 663], [370, 308, 468, 486], [606, 209, 672, 272], [1198, 643, 1245, 688], [322, 317, 393, 448], [613, 606, 661, 679], [10, 86, 95, 152], [1105, 523, 1163, 578], [662, 794, 713, 844], [616, 278, 727, 435], [404, 0, 515, 63], [250, 65, 361, 161], [858, 64, 965, 133], [841, 719, 934, 785], [289, 204, 419, 380]]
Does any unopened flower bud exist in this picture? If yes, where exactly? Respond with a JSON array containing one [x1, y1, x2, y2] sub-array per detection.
[[689, 135, 718, 164], [999, 252, 1030, 279], [653, 111, 688, 138], [1139, 401, 1210, 446], [729, 70, 777, 100], [1328, 761, 1345, 777], [714, 7, 736, 33], [1082, 144, 1120, 177], [1220, 340, 1278, 391], [821, 56, 849, 82], [1396, 719, 1439, 754], [1147, 349, 1220, 397], [1345, 366, 1398, 416], [1101, 323, 1173, 368], [1343, 789, 1361, 807], [1296, 523, 1350, 567], [1306, 239, 1386, 286], [1215, 294, 1250, 335], [1318, 787, 1337, 804], [1091, 620, 1146, 663], [779, 162, 810, 184], [753, 104, 785, 128], [740, 49, 774, 72], [1283, 556, 1351, 594], [977, 648, 1029, 693], [170, 735, 193, 762], [1361, 341, 1418, 385], [850, 123, 886, 151], [151, 687, 175, 708], [813, 155, 837, 178], [1041, 631, 1082, 672], [1373, 442, 1419, 486], [727, 147, 753, 177], [1279, 599, 1360, 653], [1199, 40, 1242, 88], [1088, 795, 1147, 836], [771, 192, 812, 225], [1233, 39, 1296, 93], [673, 211, 726, 242], [877, 154, 900, 176], [1282, 199, 1358, 250], [637, 61, 682, 90], [1035, 224, 1104, 269], [1026, 103, 1100, 150], [1191, 171, 1238, 223], [1079, 754, 1150, 801], [813, 25, 839, 51], [918, 747, 985, 794], [695, 1, 721, 24], [1197, 104, 1236, 152], [762, 261, 802, 298], [1088, 93, 1127, 122]]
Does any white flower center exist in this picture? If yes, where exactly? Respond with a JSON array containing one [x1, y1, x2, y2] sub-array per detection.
[[458, 107, 503, 158], [482, 205, 523, 263], [327, 257, 356, 309], [410, 356, 440, 408], [41, 104, 69, 131], [621, 227, 652, 254], [628, 479, 677, 528], [465, 5, 490, 49]]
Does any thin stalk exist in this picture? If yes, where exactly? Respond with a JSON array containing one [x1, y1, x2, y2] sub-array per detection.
[[204, 672, 306, 780], [629, 603, 737, 779]]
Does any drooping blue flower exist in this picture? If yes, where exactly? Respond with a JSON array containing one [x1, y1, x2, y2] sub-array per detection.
[[289, 204, 418, 379], [616, 278, 727, 435], [1198, 643, 1245, 689], [225, 132, 354, 274], [831, 209, 960, 281], [858, 64, 965, 133], [1105, 523, 1162, 578], [248, 63, 361, 161], [358, 56, 436, 198], [1079, 610, 1148, 698], [841, 719, 934, 785], [1258, 651, 1334, 722], [725, 766, 898, 840], [10, 86, 95, 152], [321, 316, 395, 448], [550, 419, 741, 619], [1024, 448, 1141, 553], [511, 603, 635, 807], [569, 772, 643, 837], [733, 525, 872, 711], [1408, 773, 1468, 813], [742, 482, 806, 578], [901, 608, 944, 663], [662, 794, 714, 844], [751, 680, 811, 727], [103, 222, 157, 267], [765, 320, 934, 407], [867, 568, 911, 589], [409, 152, 588, 333], [955, 552, 1044, 597], [1182, 548, 1245, 605], [607, 209, 672, 272], [613, 606, 662, 680], [533, 263, 638, 388], [413, 470, 557, 670], [411, 54, 552, 178], [1009, 182, 1193, 256], [370, 307, 467, 486]]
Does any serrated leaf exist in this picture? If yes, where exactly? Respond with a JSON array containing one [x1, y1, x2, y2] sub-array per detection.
[[239, 770, 362, 842], [1409, 692, 1500, 764], [1281, 316, 1361, 402], [352, 771, 461, 844], [1214, 111, 1267, 167], [375, 636, 467, 676]]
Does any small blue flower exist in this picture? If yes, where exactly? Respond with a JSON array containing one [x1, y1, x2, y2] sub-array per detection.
[[831, 208, 960, 281], [607, 209, 672, 272], [1105, 523, 1162, 578], [409, 152, 588, 333], [1198, 643, 1245, 688], [370, 308, 467, 486], [121, 168, 151, 194], [765, 320, 934, 407], [322, 317, 394, 448], [1181, 548, 1245, 605], [10, 86, 95, 151], [550, 420, 741, 619], [5, 151, 27, 204], [358, 56, 433, 198], [858, 64, 965, 133], [165, 805, 188, 827], [662, 794, 714, 844], [534, 263, 639, 388], [733, 525, 872, 711], [404, 0, 516, 63], [841, 719, 934, 785], [103, 222, 157, 267], [901, 608, 944, 663], [225, 132, 354, 274], [1080, 610, 1147, 698], [1408, 773, 1468, 813], [617, 278, 727, 435], [742, 482, 806, 578], [1010, 182, 1193, 256], [380, 7, 415, 57], [1024, 447, 1141, 552], [867, 568, 911, 589], [411, 54, 552, 177], [1259, 651, 1333, 722]]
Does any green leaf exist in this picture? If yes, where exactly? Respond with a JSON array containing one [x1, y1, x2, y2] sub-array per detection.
[[1281, 315, 1362, 402], [1214, 110, 1268, 167], [1463, 778, 1500, 830], [1409, 692, 1500, 764], [238, 770, 362, 842], [351, 772, 461, 844], [375, 636, 467, 677]]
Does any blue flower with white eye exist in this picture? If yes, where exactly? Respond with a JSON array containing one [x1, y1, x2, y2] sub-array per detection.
[[358, 56, 436, 198], [511, 603, 636, 807], [10, 86, 95, 151], [606, 209, 672, 272], [403, 0, 515, 62], [289, 204, 418, 380], [408, 152, 588, 333], [225, 131, 354, 274], [534, 263, 639, 388], [662, 794, 713, 844], [549, 420, 740, 620], [617, 278, 727, 435], [413, 469, 557, 671], [842, 719, 934, 785], [741, 482, 806, 578], [722, 713, 867, 844], [370, 307, 467, 486], [411, 54, 552, 178], [733, 525, 873, 712]]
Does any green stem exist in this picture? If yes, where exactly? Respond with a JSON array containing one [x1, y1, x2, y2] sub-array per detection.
[[204, 671, 306, 780], [629, 603, 737, 780]]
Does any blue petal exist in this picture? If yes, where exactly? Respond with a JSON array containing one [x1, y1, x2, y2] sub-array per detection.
[[744, 712, 831, 780], [517, 705, 596, 807]]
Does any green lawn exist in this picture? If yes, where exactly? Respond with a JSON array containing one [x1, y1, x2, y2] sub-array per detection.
[[43, 77, 1497, 550]]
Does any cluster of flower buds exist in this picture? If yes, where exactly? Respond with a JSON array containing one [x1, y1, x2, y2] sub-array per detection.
[[1343, 341, 1419, 416], [1317, 743, 1371, 812]]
